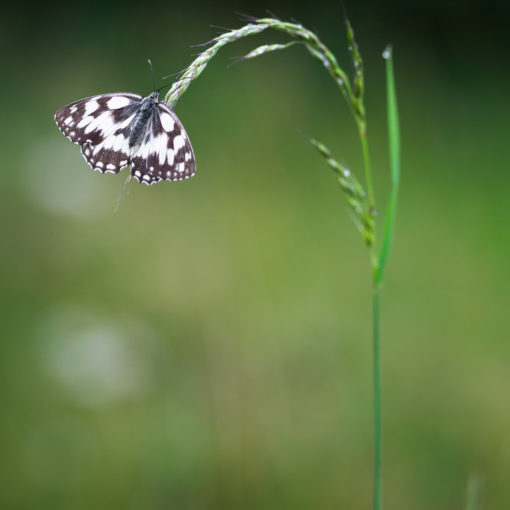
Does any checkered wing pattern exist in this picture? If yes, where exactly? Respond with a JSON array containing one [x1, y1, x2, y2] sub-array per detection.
[[55, 93, 142, 174], [130, 102, 195, 185], [54, 92, 196, 185]]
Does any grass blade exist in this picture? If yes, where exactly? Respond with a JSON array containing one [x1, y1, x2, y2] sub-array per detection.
[[376, 46, 400, 286]]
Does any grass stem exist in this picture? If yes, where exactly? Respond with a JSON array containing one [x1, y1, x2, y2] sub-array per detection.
[[169, 18, 400, 510], [372, 283, 382, 510]]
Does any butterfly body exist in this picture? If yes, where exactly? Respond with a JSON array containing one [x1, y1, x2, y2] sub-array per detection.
[[128, 92, 158, 150], [55, 91, 195, 185]]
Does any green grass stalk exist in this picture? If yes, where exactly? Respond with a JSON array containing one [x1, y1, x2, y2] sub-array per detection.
[[168, 15, 401, 510], [372, 284, 382, 510]]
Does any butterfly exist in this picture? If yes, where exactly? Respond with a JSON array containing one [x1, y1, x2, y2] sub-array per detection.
[[54, 91, 195, 185]]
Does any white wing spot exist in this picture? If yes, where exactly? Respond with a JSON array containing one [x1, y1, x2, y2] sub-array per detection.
[[97, 161, 104, 168], [64, 116, 73, 126], [84, 100, 99, 115], [116, 113, 136, 130], [77, 115, 93, 129], [158, 144, 166, 165], [106, 163, 116, 170], [135, 170, 141, 177], [112, 134, 125, 151], [173, 135, 185, 151], [141, 142, 151, 159], [160, 112, 175, 132], [107, 96, 131, 109], [70, 105, 77, 114], [167, 149, 174, 165], [84, 111, 114, 136], [102, 135, 115, 150]]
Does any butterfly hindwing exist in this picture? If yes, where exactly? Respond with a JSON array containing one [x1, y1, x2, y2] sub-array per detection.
[[131, 102, 196, 185]]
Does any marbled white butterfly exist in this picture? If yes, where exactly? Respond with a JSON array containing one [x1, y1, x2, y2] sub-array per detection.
[[54, 91, 195, 185]]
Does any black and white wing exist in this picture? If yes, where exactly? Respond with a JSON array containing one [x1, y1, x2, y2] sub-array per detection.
[[54, 93, 142, 174], [130, 102, 196, 185], [55, 92, 196, 185]]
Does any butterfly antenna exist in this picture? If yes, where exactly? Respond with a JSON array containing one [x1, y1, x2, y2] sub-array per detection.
[[114, 173, 133, 213], [148, 58, 156, 93]]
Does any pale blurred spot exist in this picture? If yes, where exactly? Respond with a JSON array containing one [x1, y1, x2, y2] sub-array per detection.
[[23, 137, 110, 218], [38, 305, 158, 406]]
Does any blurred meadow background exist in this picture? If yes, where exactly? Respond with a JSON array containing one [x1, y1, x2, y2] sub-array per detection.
[[1, 0, 509, 509]]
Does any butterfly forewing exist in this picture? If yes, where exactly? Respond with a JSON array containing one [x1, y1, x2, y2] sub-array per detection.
[[54, 91, 195, 184], [55, 93, 142, 174], [55, 93, 142, 145]]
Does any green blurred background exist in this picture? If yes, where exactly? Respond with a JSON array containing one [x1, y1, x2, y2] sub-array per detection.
[[1, 1, 509, 508]]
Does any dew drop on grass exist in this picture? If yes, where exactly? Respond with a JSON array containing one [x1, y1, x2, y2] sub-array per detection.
[[382, 48, 391, 60]]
